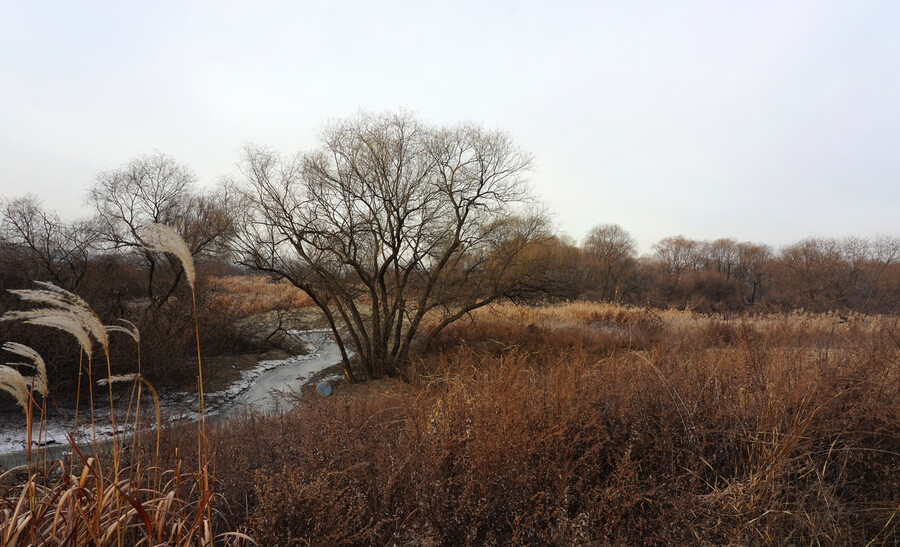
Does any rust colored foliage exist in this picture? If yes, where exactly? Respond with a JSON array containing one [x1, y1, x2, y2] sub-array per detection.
[[161, 303, 900, 545]]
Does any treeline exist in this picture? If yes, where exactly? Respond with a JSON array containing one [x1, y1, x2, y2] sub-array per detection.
[[534, 226, 900, 314], [0, 151, 897, 388]]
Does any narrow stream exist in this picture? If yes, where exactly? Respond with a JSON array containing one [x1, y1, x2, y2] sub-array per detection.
[[222, 329, 343, 415], [0, 330, 342, 467]]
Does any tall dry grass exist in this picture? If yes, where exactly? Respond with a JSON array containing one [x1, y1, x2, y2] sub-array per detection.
[[6, 266, 896, 546], [207, 274, 314, 316], [177, 302, 900, 545]]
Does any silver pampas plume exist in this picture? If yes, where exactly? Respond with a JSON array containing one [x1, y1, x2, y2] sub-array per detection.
[[0, 365, 29, 411], [141, 223, 196, 289], [3, 281, 109, 357], [3, 342, 47, 397], [105, 319, 140, 344]]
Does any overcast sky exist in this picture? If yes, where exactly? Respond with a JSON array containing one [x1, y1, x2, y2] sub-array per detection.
[[1, 1, 898, 253]]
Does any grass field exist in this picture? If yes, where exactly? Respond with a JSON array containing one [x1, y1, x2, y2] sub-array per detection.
[[157, 301, 900, 545]]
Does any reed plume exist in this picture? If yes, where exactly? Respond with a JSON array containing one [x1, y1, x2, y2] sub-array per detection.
[[3, 342, 47, 398], [141, 223, 196, 289], [0, 363, 37, 484], [105, 319, 140, 344], [4, 281, 122, 543], [3, 342, 52, 476], [6, 313, 96, 454], [1, 309, 94, 360], [97, 373, 141, 386], [140, 222, 210, 531], [8, 282, 109, 351], [0, 365, 28, 411]]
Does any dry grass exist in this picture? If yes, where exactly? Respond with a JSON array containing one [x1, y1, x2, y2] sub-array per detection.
[[1, 458, 251, 546], [207, 275, 313, 317], [181, 302, 900, 545]]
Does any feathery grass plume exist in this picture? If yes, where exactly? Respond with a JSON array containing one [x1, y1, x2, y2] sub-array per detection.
[[12, 280, 91, 309], [144, 222, 211, 525], [10, 282, 109, 351], [141, 223, 210, 528], [2, 309, 93, 360], [141, 223, 196, 289], [0, 365, 28, 410], [105, 319, 140, 344], [97, 373, 142, 386], [3, 342, 47, 397]]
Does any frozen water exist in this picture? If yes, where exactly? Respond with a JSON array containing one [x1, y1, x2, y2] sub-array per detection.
[[0, 330, 342, 458]]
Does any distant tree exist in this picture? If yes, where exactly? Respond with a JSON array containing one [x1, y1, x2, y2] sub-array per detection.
[[770, 236, 900, 313], [583, 223, 637, 301], [734, 242, 771, 305], [645, 236, 773, 310], [689, 238, 772, 308], [0, 195, 96, 290], [653, 236, 701, 278], [770, 238, 856, 311], [502, 235, 591, 302], [702, 238, 739, 279], [88, 152, 236, 308], [860, 235, 900, 312], [234, 111, 544, 380]]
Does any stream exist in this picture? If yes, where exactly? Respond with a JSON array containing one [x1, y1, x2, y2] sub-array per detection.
[[0, 330, 343, 467]]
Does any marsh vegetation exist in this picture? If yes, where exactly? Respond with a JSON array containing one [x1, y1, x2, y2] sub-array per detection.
[[0, 112, 898, 544]]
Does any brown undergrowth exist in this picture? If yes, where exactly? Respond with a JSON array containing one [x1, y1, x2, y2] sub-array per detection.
[[160, 302, 900, 545], [207, 275, 313, 317]]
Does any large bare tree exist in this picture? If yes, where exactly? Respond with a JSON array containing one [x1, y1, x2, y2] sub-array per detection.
[[234, 111, 546, 380]]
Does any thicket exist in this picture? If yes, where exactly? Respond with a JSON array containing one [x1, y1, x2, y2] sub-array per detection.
[[0, 252, 273, 398], [547, 230, 900, 314]]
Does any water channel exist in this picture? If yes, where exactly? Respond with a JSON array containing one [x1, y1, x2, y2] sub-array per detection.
[[0, 330, 342, 468]]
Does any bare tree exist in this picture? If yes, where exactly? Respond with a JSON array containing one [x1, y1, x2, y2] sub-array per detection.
[[88, 152, 235, 307], [702, 238, 739, 279], [583, 223, 637, 301], [773, 236, 900, 313], [861, 235, 900, 311], [653, 236, 701, 278], [0, 195, 96, 290], [508, 235, 593, 301], [234, 111, 542, 380], [734, 242, 770, 305]]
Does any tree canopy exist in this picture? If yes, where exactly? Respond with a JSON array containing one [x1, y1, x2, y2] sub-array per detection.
[[234, 111, 547, 380]]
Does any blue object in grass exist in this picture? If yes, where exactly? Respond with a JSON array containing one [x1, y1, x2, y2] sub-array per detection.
[[316, 382, 334, 397]]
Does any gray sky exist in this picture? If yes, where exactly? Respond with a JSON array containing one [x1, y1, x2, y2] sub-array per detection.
[[2, 1, 898, 253]]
